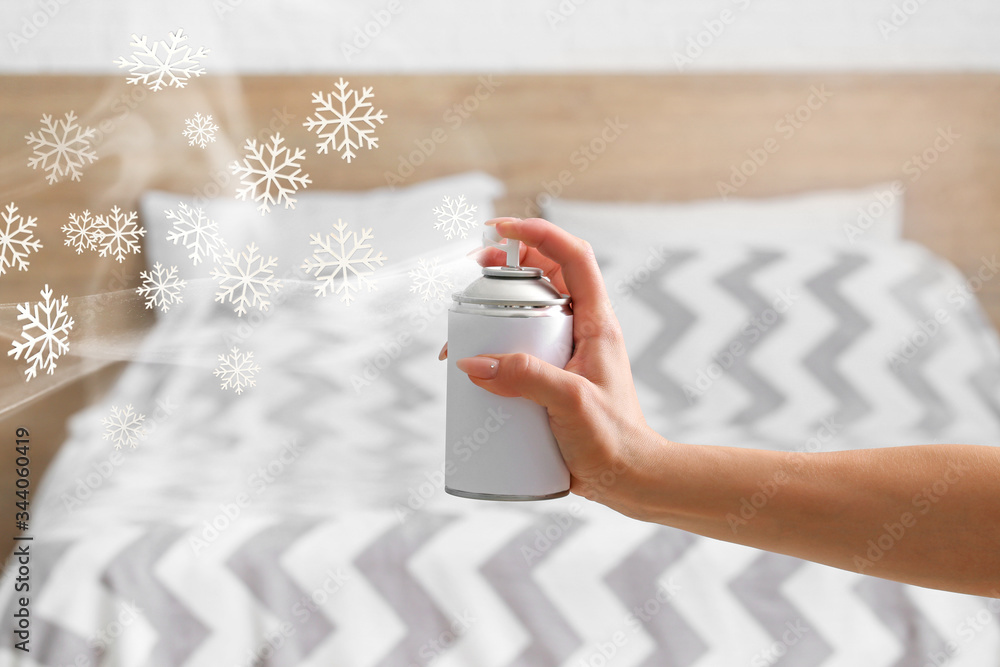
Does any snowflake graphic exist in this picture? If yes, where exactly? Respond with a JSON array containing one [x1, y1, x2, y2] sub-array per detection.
[[101, 404, 146, 449], [408, 258, 454, 302], [432, 195, 479, 240], [114, 28, 209, 92], [25, 111, 98, 184], [165, 202, 225, 265], [61, 210, 105, 254], [214, 347, 260, 395], [0, 203, 43, 276], [301, 219, 387, 305], [302, 78, 387, 163], [211, 242, 282, 316], [136, 262, 187, 312], [96, 206, 145, 263], [230, 132, 311, 215], [182, 112, 219, 148], [7, 285, 74, 382]]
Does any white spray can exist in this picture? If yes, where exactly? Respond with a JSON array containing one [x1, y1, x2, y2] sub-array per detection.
[[445, 228, 573, 500]]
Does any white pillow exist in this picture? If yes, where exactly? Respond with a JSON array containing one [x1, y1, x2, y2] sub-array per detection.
[[139, 171, 504, 287], [542, 182, 904, 247]]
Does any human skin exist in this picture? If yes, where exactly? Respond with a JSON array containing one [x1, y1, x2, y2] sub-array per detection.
[[441, 216, 1000, 597]]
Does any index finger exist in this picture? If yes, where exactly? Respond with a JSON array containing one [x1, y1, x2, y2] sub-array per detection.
[[488, 217, 613, 324]]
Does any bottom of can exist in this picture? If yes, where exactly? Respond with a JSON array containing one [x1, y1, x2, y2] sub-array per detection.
[[445, 486, 570, 502]]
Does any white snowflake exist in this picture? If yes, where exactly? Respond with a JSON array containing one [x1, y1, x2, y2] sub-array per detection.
[[0, 203, 42, 276], [7, 285, 74, 382], [182, 112, 219, 148], [136, 262, 187, 312], [97, 206, 145, 263], [230, 132, 311, 215], [214, 347, 260, 395], [114, 28, 209, 92], [165, 202, 225, 265], [25, 111, 98, 184], [302, 78, 387, 163], [62, 210, 105, 254], [211, 242, 282, 316], [301, 219, 387, 305], [408, 258, 454, 302], [101, 404, 146, 449], [432, 195, 478, 239]]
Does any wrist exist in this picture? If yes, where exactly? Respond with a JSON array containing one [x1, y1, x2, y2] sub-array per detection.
[[595, 424, 676, 522]]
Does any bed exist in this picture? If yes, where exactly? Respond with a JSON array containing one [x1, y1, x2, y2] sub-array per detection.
[[1, 72, 999, 665]]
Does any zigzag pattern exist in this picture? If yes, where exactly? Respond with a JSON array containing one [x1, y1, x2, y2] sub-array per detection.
[[226, 520, 333, 666], [480, 513, 584, 666], [714, 250, 786, 425], [0, 541, 92, 665], [7, 245, 1000, 666], [802, 253, 873, 428], [855, 577, 949, 667], [604, 528, 704, 667], [630, 251, 697, 412], [729, 552, 833, 667], [100, 527, 211, 665], [2, 515, 997, 666], [888, 263, 954, 434], [354, 513, 455, 666]]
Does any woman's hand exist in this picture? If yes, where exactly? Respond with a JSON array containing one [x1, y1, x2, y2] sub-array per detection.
[[442, 217, 661, 513]]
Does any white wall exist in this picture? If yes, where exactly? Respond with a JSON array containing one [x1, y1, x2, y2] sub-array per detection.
[[3, 0, 999, 73]]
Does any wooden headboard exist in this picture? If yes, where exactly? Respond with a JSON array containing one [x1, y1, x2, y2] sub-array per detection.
[[2, 73, 999, 535]]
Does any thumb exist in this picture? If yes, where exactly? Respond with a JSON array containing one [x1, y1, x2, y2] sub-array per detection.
[[456, 353, 583, 413]]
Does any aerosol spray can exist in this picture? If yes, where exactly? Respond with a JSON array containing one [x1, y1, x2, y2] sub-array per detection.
[[445, 228, 573, 501]]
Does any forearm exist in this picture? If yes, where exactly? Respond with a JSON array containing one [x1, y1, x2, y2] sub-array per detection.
[[607, 429, 1000, 596]]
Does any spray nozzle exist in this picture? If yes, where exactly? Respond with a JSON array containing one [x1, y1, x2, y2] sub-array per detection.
[[483, 227, 520, 269]]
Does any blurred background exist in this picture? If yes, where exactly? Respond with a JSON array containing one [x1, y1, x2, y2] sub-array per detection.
[[1, 2, 999, 665]]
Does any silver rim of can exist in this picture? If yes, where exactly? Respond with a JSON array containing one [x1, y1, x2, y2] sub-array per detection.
[[445, 487, 570, 501]]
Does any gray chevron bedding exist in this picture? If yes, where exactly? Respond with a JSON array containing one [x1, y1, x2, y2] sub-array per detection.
[[2, 240, 999, 665]]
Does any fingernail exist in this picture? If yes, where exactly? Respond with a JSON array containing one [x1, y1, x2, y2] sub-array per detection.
[[466, 246, 486, 257], [486, 217, 520, 226], [456, 356, 499, 379], [438, 342, 448, 360]]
